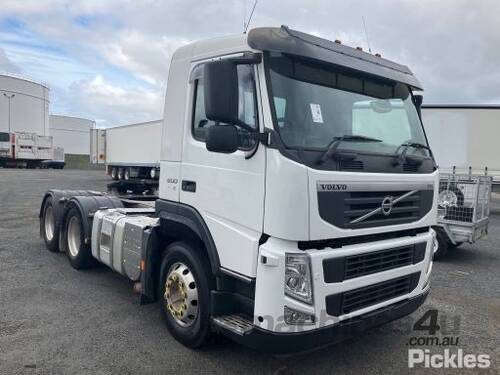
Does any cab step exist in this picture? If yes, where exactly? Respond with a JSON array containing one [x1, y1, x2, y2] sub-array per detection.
[[212, 314, 254, 335]]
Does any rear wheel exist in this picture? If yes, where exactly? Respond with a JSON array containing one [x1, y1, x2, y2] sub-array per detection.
[[124, 168, 130, 181], [41, 197, 59, 252], [64, 208, 94, 269], [111, 167, 118, 180], [117, 168, 124, 180], [159, 242, 213, 348]]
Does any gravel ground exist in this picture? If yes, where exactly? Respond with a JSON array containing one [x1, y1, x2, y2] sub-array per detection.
[[0, 169, 498, 374]]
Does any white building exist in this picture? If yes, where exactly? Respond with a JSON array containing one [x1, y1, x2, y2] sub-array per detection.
[[49, 114, 94, 156], [0, 73, 50, 136]]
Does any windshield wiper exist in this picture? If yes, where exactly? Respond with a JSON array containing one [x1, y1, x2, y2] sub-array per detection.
[[393, 141, 433, 165], [316, 135, 382, 165]]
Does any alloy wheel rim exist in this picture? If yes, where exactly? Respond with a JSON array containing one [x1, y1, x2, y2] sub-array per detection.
[[44, 205, 55, 241], [67, 216, 81, 257], [164, 262, 199, 327]]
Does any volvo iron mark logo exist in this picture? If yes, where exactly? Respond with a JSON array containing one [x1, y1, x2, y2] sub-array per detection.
[[350, 190, 419, 224], [318, 183, 347, 191], [381, 196, 394, 216]]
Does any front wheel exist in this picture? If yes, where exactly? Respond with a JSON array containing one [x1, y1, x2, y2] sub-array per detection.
[[64, 208, 94, 269], [159, 242, 214, 348]]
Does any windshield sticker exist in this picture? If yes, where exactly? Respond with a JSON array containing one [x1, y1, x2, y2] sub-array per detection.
[[310, 103, 324, 123]]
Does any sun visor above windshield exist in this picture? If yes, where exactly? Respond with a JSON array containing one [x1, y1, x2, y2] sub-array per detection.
[[247, 26, 423, 90]]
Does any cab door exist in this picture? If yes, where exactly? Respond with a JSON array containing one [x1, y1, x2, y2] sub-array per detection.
[[179, 61, 266, 278]]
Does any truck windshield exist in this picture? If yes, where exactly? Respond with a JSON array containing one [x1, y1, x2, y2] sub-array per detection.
[[267, 53, 429, 156]]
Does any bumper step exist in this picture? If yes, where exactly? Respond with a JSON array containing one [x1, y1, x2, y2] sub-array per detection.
[[212, 314, 254, 336]]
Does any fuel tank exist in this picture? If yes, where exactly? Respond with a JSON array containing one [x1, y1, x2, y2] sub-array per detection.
[[91, 208, 158, 280]]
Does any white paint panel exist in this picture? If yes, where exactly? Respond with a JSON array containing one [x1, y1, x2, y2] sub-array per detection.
[[106, 120, 162, 165], [264, 149, 310, 240], [422, 107, 500, 175]]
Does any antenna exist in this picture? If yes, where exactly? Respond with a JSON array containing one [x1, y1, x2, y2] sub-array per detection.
[[243, 0, 246, 33], [244, 0, 258, 34], [362, 16, 372, 53]]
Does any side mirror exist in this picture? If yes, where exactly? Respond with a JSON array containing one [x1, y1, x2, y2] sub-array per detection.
[[204, 60, 239, 125], [414, 94, 423, 118], [206, 125, 239, 153]]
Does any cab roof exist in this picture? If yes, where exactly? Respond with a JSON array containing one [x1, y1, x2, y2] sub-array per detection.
[[181, 26, 422, 90], [247, 26, 422, 90]]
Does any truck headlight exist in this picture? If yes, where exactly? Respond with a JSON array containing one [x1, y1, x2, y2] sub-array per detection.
[[285, 253, 313, 304], [438, 190, 457, 208]]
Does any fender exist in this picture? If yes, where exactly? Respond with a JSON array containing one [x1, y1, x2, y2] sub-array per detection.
[[60, 195, 124, 250], [39, 190, 101, 250], [155, 199, 221, 275]]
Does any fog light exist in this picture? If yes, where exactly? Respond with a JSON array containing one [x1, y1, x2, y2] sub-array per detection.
[[284, 306, 315, 325]]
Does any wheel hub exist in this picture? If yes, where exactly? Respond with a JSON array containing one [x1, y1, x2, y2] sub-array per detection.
[[164, 262, 198, 327]]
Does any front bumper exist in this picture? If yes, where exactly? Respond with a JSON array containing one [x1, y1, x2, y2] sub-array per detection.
[[253, 230, 433, 335], [222, 289, 429, 354]]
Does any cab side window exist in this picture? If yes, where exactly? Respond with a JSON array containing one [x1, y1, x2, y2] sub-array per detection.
[[192, 64, 258, 148]]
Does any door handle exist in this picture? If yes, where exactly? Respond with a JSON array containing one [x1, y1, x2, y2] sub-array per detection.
[[181, 180, 196, 192]]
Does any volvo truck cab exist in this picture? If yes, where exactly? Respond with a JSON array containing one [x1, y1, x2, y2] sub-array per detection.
[[40, 26, 438, 353]]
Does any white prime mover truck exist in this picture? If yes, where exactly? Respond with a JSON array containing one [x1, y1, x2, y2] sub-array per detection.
[[39, 27, 438, 353], [91, 120, 162, 181]]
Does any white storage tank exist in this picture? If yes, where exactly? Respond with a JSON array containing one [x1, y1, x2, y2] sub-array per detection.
[[0, 73, 50, 136], [49, 114, 94, 156]]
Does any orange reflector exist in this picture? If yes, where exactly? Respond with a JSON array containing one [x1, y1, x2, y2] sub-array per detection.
[[140, 260, 145, 271]]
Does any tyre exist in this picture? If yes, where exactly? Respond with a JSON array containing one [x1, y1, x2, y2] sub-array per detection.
[[159, 242, 214, 348], [117, 168, 124, 180], [438, 185, 464, 208], [111, 167, 118, 180], [41, 197, 59, 252], [64, 207, 94, 269], [448, 242, 463, 249], [433, 230, 449, 260], [124, 168, 130, 181]]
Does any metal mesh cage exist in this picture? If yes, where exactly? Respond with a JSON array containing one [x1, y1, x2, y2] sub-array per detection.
[[438, 170, 492, 224]]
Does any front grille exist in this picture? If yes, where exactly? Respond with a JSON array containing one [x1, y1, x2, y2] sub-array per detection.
[[345, 246, 416, 279], [323, 243, 426, 282], [317, 188, 433, 229], [346, 191, 420, 226], [325, 272, 420, 316]]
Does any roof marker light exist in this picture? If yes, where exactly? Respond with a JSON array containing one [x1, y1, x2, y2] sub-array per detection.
[[334, 39, 342, 44]]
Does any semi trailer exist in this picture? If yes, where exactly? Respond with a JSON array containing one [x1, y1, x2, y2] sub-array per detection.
[[0, 131, 62, 168], [90, 120, 162, 181], [39, 26, 438, 353], [422, 105, 500, 184]]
